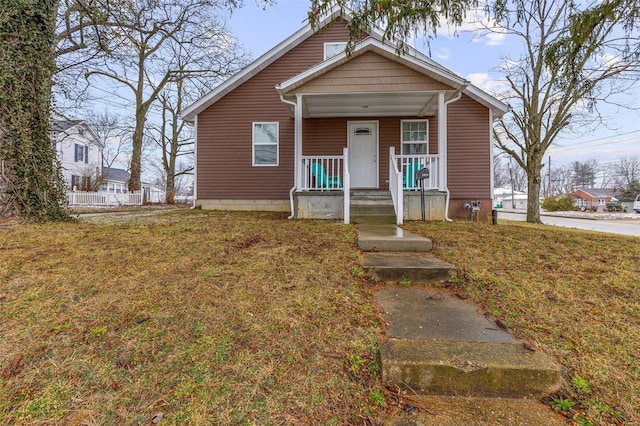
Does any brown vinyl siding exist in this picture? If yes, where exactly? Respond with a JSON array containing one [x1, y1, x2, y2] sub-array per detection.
[[447, 95, 491, 200], [196, 20, 351, 200], [295, 52, 451, 94]]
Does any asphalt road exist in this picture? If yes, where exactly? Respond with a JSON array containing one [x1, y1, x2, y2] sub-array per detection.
[[498, 211, 640, 237]]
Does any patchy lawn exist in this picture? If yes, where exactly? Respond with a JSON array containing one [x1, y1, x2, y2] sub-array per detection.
[[0, 211, 384, 425], [2, 211, 637, 425], [404, 220, 639, 426]]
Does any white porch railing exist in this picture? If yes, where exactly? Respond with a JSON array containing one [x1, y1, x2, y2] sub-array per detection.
[[396, 154, 440, 190], [299, 149, 350, 224], [389, 149, 441, 224], [300, 155, 345, 191], [66, 191, 143, 207]]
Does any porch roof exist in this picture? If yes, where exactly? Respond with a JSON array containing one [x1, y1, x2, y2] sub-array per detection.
[[276, 38, 508, 119]]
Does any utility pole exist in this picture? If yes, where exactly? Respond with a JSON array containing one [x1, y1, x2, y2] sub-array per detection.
[[509, 159, 515, 209], [547, 155, 552, 197]]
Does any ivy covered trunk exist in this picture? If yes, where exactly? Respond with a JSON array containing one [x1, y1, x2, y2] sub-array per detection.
[[0, 0, 68, 220]]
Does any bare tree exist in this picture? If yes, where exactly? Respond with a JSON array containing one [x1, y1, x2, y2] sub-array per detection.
[[550, 164, 575, 195], [493, 156, 511, 188], [84, 111, 131, 168], [146, 30, 246, 203], [598, 161, 617, 189], [613, 156, 640, 190], [84, 0, 242, 191], [493, 0, 639, 222]]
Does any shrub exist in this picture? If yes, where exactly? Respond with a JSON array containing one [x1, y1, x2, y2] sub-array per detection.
[[542, 196, 577, 211]]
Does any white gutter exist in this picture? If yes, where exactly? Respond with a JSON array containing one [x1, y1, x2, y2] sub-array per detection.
[[280, 94, 298, 219], [442, 91, 463, 222]]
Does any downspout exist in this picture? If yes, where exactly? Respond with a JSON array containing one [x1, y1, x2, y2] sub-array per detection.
[[280, 94, 298, 219], [191, 115, 199, 209], [442, 91, 463, 222]]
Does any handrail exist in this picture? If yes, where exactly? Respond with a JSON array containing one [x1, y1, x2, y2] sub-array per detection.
[[389, 147, 403, 225], [343, 147, 350, 224]]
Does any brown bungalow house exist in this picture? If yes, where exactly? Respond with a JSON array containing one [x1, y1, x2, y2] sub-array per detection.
[[181, 9, 509, 224]]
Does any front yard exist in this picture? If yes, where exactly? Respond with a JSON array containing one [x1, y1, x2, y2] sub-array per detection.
[[1, 210, 638, 425], [0, 211, 382, 424], [404, 220, 639, 426]]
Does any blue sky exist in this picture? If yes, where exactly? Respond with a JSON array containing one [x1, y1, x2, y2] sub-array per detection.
[[228, 0, 640, 172]]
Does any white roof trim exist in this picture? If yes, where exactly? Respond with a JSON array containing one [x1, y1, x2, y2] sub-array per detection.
[[181, 7, 509, 121], [53, 120, 105, 148], [275, 38, 468, 94]]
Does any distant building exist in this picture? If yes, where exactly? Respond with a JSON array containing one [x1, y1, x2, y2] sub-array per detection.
[[571, 187, 616, 211], [101, 167, 130, 194], [51, 119, 103, 191]]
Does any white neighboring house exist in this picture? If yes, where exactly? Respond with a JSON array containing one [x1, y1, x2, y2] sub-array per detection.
[[493, 187, 528, 209], [51, 119, 103, 191], [101, 167, 167, 203], [100, 167, 130, 194]]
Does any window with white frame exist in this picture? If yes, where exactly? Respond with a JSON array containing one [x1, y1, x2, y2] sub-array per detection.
[[74, 143, 88, 163], [401, 120, 428, 155], [252, 122, 279, 166], [324, 42, 347, 60]]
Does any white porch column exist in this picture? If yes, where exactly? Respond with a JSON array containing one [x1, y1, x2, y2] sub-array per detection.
[[295, 94, 303, 189], [437, 91, 446, 190]]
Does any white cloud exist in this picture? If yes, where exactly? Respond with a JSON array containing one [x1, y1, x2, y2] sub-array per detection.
[[466, 72, 509, 97], [436, 5, 508, 47], [436, 48, 451, 61]]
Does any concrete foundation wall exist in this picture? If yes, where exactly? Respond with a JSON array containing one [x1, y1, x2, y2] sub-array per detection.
[[404, 191, 446, 221], [197, 199, 290, 212], [295, 193, 344, 219]]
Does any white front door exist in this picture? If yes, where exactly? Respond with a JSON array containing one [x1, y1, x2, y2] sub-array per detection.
[[348, 121, 378, 188]]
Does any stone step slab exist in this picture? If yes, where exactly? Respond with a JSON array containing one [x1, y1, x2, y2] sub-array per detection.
[[363, 252, 455, 282]]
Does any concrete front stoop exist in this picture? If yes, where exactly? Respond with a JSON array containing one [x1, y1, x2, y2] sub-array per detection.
[[356, 225, 566, 425], [351, 191, 397, 224]]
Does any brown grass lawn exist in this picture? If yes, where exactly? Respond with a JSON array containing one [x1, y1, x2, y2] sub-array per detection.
[[404, 220, 639, 426], [1, 211, 638, 425], [0, 211, 383, 425]]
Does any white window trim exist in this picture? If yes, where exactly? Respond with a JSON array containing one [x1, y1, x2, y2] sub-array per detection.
[[252, 122, 279, 167], [400, 119, 429, 154], [324, 42, 347, 60]]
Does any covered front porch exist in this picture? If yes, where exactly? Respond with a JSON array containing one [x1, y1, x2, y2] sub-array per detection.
[[276, 38, 466, 224]]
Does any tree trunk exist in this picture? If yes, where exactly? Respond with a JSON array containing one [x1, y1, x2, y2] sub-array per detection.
[[165, 173, 175, 204], [0, 0, 68, 220], [128, 112, 144, 192], [526, 170, 542, 223]]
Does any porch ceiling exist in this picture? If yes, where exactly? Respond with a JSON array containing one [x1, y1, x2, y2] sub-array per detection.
[[298, 91, 459, 118]]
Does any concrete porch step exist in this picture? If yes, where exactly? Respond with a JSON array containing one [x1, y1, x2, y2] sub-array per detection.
[[376, 288, 562, 399], [350, 191, 394, 206], [357, 224, 433, 252], [351, 214, 397, 224], [350, 205, 396, 216], [362, 252, 455, 282]]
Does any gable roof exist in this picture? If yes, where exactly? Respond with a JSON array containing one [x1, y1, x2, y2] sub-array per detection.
[[574, 187, 615, 199], [102, 167, 130, 183], [51, 119, 104, 148], [181, 9, 508, 121]]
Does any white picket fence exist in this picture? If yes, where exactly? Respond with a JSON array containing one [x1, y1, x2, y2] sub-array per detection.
[[66, 191, 143, 207]]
